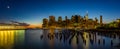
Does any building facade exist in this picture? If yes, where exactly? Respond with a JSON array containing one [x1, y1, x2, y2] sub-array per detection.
[[42, 18, 48, 28]]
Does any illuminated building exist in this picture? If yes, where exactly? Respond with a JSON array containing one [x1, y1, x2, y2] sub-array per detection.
[[116, 19, 120, 23], [0, 23, 29, 29], [67, 19, 72, 27], [49, 16, 56, 27], [58, 16, 62, 27], [100, 15, 103, 25], [95, 17, 98, 23], [42, 18, 48, 28], [78, 15, 81, 23], [85, 11, 88, 20], [65, 16, 68, 27], [42, 12, 101, 29], [74, 15, 79, 23], [116, 19, 120, 27], [71, 15, 76, 24]]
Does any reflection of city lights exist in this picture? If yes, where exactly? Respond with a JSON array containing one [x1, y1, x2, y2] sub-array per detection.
[[0, 30, 15, 48], [72, 34, 77, 49], [83, 32, 89, 49], [0, 30, 25, 49]]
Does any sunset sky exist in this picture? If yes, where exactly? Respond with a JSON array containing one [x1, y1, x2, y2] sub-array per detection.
[[0, 0, 120, 26]]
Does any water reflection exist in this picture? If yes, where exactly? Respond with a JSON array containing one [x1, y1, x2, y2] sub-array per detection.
[[0, 30, 25, 49], [0, 29, 120, 49], [40, 29, 120, 49]]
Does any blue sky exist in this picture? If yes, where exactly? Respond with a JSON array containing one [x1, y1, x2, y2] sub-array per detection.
[[0, 0, 120, 25]]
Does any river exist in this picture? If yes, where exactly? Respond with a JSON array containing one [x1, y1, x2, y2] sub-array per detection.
[[0, 29, 120, 49]]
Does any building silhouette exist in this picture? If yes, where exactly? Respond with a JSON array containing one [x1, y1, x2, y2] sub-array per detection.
[[42, 18, 48, 28], [57, 16, 62, 27], [85, 11, 88, 20], [49, 16, 56, 27], [100, 15, 103, 26], [42, 13, 102, 29]]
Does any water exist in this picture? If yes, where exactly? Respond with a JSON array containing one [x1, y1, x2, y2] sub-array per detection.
[[0, 29, 120, 49]]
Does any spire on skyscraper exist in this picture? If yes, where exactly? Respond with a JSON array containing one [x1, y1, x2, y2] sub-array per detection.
[[85, 11, 88, 20]]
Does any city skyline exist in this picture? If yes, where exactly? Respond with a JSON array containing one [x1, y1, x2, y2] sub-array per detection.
[[42, 14, 101, 29], [0, 0, 120, 26]]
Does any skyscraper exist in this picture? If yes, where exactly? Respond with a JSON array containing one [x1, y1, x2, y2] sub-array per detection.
[[49, 16, 56, 26], [65, 16, 68, 26], [78, 15, 81, 23], [85, 11, 88, 20], [95, 17, 98, 23], [42, 18, 48, 28], [58, 16, 62, 23], [42, 12, 100, 29], [74, 15, 79, 23], [58, 16, 62, 27], [65, 16, 68, 21], [100, 15, 103, 25], [71, 15, 75, 23]]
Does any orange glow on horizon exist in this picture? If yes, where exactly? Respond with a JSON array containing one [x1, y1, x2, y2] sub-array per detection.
[[28, 24, 42, 28]]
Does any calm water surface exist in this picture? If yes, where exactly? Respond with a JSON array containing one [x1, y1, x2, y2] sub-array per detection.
[[0, 29, 120, 49]]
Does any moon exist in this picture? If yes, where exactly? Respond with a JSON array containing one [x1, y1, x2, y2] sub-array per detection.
[[7, 5, 10, 9]]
